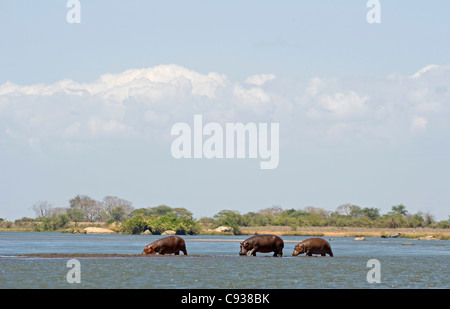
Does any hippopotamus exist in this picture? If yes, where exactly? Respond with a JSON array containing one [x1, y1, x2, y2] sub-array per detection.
[[239, 235, 284, 257], [142, 236, 187, 255], [292, 238, 333, 257]]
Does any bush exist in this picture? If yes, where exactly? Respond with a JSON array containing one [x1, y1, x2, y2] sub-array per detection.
[[119, 215, 201, 235], [120, 215, 150, 234], [35, 215, 70, 231], [437, 217, 450, 229]]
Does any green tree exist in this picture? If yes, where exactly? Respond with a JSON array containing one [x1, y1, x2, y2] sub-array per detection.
[[423, 212, 435, 227], [58, 214, 70, 227], [129, 208, 152, 217], [66, 209, 84, 226], [213, 210, 242, 234], [437, 216, 450, 228], [390, 204, 407, 216], [148, 205, 174, 216], [382, 213, 407, 228], [37, 214, 70, 231], [172, 207, 193, 219], [120, 215, 150, 234], [109, 206, 127, 222], [407, 212, 424, 228], [348, 205, 363, 218], [362, 207, 380, 220], [120, 214, 201, 235]]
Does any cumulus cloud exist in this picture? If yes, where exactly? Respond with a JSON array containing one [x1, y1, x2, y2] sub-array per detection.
[[411, 64, 439, 78], [0, 64, 228, 101], [307, 91, 369, 120], [1, 63, 449, 155], [244, 74, 276, 86], [305, 77, 325, 97], [0, 64, 230, 146], [233, 84, 271, 112]]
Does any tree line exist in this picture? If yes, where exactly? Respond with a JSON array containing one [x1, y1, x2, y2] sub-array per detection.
[[1, 194, 449, 234], [209, 204, 450, 234]]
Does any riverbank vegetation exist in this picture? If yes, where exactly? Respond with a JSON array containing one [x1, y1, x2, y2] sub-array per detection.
[[1, 195, 449, 238]]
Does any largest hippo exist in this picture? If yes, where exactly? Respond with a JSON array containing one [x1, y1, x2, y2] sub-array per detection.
[[142, 236, 187, 255], [292, 238, 333, 257], [239, 235, 284, 257]]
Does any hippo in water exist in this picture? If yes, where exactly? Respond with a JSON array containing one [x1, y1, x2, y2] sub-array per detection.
[[142, 236, 187, 255], [292, 238, 333, 257], [239, 235, 284, 257]]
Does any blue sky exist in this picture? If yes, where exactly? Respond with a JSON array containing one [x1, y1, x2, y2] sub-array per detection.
[[2, 0, 450, 84], [1, 1, 450, 220]]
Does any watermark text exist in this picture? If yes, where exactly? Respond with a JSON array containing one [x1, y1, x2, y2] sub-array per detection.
[[366, 0, 381, 24], [66, 259, 81, 283], [66, 0, 81, 24], [366, 258, 381, 283], [171, 115, 279, 169]]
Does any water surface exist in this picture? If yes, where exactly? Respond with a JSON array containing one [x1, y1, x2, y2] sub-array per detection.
[[0, 232, 448, 288]]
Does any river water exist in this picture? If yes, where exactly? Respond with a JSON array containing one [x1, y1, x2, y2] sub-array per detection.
[[0, 232, 448, 289]]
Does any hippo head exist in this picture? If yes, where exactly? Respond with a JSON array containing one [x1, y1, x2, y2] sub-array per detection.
[[239, 241, 250, 255], [292, 243, 305, 256], [142, 245, 157, 255]]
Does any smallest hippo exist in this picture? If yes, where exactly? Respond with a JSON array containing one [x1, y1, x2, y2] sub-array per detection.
[[292, 238, 333, 257], [142, 236, 187, 255]]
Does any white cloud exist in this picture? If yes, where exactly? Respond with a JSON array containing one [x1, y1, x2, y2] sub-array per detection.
[[233, 85, 271, 107], [410, 116, 428, 132], [0, 64, 228, 101], [305, 77, 325, 97], [1, 63, 449, 155], [307, 91, 369, 120], [91, 64, 228, 101], [411, 64, 438, 78], [0, 65, 231, 147], [244, 74, 276, 86]]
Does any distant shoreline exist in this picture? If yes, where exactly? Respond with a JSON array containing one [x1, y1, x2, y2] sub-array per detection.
[[239, 226, 450, 239], [1, 224, 449, 239]]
